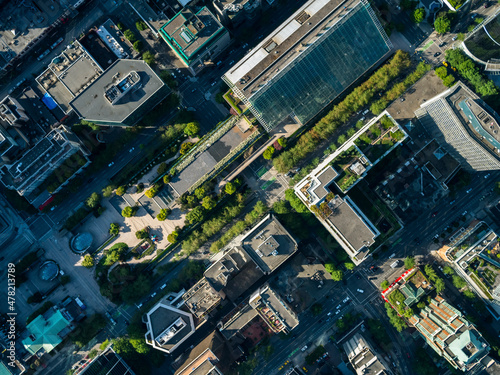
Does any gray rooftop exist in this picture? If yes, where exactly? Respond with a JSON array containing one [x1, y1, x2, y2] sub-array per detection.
[[251, 285, 299, 331], [220, 304, 258, 340], [312, 166, 338, 201], [224, 0, 357, 93], [327, 196, 378, 253], [145, 301, 195, 352], [169, 122, 249, 196], [182, 277, 222, 319], [160, 7, 224, 60], [70, 59, 167, 124], [241, 214, 298, 273], [343, 334, 389, 375]]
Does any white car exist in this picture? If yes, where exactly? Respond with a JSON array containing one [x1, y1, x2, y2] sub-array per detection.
[[108, 162, 114, 167], [336, 304, 341, 310], [160, 283, 167, 290], [327, 312, 333, 316], [335, 310, 340, 315], [129, 147, 134, 153], [135, 302, 143, 309], [343, 297, 350, 303], [357, 289, 364, 293], [301, 345, 308, 352]]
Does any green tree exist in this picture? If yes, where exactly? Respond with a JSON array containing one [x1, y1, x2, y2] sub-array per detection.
[[311, 303, 323, 316], [344, 262, 355, 271], [381, 280, 390, 290], [263, 146, 275, 160], [135, 20, 147, 31], [413, 8, 425, 23], [143, 51, 155, 65], [424, 264, 437, 281], [157, 162, 168, 175], [122, 206, 136, 217], [156, 208, 170, 221], [186, 206, 205, 225], [100, 339, 110, 351], [86, 192, 100, 209], [324, 263, 336, 274], [452, 275, 466, 289], [180, 142, 194, 155], [457, 32, 465, 41], [88, 349, 98, 359], [102, 185, 115, 198], [443, 266, 455, 275], [163, 174, 171, 184], [277, 138, 287, 148], [136, 229, 149, 239], [184, 122, 200, 137], [133, 40, 143, 52], [435, 66, 448, 79], [331, 270, 344, 281], [434, 16, 451, 34], [130, 338, 150, 354], [113, 337, 134, 355], [109, 223, 120, 235], [442, 75, 456, 87], [404, 256, 415, 269], [337, 134, 347, 146], [115, 186, 126, 196], [202, 196, 216, 210], [82, 255, 94, 268], [167, 231, 179, 243], [225, 182, 236, 195], [435, 277, 445, 293], [123, 30, 137, 43], [463, 288, 476, 299], [194, 187, 205, 200]]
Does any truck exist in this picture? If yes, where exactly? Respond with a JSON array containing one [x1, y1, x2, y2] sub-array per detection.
[[75, 297, 86, 310]]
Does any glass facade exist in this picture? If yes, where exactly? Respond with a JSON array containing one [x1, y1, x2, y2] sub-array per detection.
[[247, 1, 391, 131]]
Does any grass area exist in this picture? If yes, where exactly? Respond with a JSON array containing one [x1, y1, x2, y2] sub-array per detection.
[[223, 90, 243, 115], [330, 146, 360, 171], [336, 169, 359, 192], [387, 289, 406, 314], [470, 272, 494, 299]]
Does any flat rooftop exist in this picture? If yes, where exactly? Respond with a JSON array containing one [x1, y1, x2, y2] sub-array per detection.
[[219, 304, 258, 340], [344, 334, 388, 375], [169, 120, 251, 196], [36, 42, 102, 114], [251, 285, 299, 331], [96, 19, 130, 59], [79, 30, 118, 71], [241, 214, 298, 274], [414, 139, 460, 184], [0, 0, 66, 68], [70, 59, 167, 124], [182, 277, 221, 319], [145, 300, 195, 352], [225, 0, 378, 94], [204, 246, 264, 300], [326, 196, 378, 253], [160, 7, 224, 60]]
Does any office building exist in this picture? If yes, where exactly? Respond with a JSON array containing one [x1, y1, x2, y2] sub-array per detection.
[[213, 0, 261, 26], [343, 333, 392, 375], [144, 291, 196, 354], [0, 125, 90, 201], [415, 81, 500, 171], [80, 347, 135, 375], [70, 59, 170, 127], [409, 296, 490, 372], [159, 7, 231, 75], [222, 0, 392, 131]]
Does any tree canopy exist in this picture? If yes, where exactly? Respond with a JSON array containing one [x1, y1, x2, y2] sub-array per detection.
[[86, 192, 100, 209], [434, 16, 451, 34], [82, 255, 94, 268], [225, 182, 236, 195], [184, 122, 200, 137], [413, 8, 425, 23]]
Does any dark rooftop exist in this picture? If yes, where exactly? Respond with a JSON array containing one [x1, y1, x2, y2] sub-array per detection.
[[70, 59, 167, 124], [414, 139, 461, 184], [182, 277, 222, 319], [160, 7, 224, 60], [80, 348, 135, 375], [145, 301, 195, 352]]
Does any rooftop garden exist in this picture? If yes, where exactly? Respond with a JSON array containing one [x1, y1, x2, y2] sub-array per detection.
[[354, 115, 405, 163], [223, 89, 244, 115], [330, 146, 363, 192]]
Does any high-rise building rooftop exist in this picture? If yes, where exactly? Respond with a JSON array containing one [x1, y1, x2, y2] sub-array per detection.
[[223, 0, 392, 131]]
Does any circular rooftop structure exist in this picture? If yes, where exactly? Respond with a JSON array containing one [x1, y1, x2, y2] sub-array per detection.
[[39, 260, 59, 281], [70, 232, 93, 254], [464, 14, 500, 63]]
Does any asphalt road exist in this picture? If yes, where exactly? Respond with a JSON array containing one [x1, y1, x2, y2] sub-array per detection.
[[366, 170, 500, 287]]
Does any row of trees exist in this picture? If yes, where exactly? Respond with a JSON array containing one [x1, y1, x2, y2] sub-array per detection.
[[181, 192, 247, 254], [273, 50, 413, 173], [210, 201, 268, 253], [446, 49, 499, 98]]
